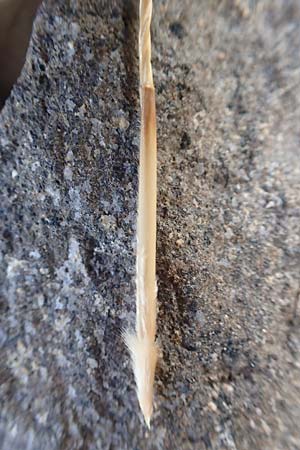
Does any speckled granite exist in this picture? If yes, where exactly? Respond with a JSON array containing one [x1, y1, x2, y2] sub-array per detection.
[[0, 1, 300, 449]]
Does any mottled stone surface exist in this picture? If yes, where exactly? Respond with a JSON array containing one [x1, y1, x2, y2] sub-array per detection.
[[0, 1, 300, 449]]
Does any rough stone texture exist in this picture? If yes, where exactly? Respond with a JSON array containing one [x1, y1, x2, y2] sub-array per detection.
[[0, 0, 300, 449]]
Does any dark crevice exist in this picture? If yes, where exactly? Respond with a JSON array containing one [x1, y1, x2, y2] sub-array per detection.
[[0, 0, 42, 108]]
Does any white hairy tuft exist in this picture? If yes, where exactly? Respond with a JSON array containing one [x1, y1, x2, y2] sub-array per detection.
[[125, 333, 158, 428]]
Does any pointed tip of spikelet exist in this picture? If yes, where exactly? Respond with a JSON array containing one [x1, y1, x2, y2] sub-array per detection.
[[124, 332, 157, 427]]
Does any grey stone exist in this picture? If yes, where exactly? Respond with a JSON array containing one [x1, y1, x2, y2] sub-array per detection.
[[0, 0, 300, 449]]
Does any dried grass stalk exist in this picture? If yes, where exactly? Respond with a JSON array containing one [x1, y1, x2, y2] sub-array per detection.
[[125, 0, 158, 429]]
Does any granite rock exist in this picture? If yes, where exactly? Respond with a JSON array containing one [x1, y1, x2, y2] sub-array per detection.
[[0, 0, 300, 449]]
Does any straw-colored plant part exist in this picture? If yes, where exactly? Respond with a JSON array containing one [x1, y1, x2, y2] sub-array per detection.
[[124, 0, 158, 429]]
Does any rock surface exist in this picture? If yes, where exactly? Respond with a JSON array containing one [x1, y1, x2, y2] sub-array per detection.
[[0, 0, 300, 449]]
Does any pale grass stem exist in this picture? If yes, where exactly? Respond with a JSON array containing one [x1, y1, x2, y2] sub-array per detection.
[[124, 0, 158, 429]]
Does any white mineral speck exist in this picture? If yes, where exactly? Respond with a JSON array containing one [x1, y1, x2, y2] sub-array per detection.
[[67, 41, 75, 60], [87, 358, 98, 369], [70, 22, 80, 39], [64, 166, 73, 181], [118, 116, 129, 129], [29, 250, 41, 259], [66, 150, 74, 162]]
